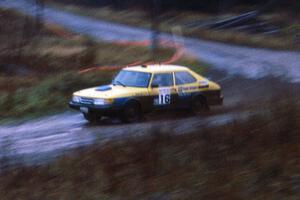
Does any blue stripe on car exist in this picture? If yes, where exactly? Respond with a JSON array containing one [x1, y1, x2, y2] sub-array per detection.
[[95, 85, 112, 91]]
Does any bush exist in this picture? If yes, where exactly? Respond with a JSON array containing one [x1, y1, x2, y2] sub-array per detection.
[[0, 70, 116, 119]]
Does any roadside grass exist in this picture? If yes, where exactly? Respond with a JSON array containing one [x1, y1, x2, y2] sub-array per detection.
[[185, 28, 299, 51], [0, 99, 299, 199], [0, 71, 113, 119], [175, 56, 208, 75], [45, 1, 300, 51], [45, 2, 150, 27]]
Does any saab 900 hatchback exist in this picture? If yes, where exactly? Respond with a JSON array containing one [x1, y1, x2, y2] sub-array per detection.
[[69, 65, 223, 123]]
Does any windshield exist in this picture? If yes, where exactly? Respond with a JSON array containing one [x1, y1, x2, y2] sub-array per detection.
[[112, 70, 151, 88]]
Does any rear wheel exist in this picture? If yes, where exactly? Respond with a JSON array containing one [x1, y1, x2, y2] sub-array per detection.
[[121, 102, 142, 123], [191, 95, 209, 113], [83, 112, 101, 123]]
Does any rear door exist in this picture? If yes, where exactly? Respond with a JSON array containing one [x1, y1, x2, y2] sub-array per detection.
[[149, 72, 177, 110], [174, 71, 199, 108]]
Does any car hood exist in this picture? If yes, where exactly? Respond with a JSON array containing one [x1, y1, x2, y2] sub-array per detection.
[[73, 85, 144, 99]]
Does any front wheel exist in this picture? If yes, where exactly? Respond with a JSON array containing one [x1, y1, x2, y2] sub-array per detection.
[[121, 102, 142, 123], [83, 112, 101, 123]]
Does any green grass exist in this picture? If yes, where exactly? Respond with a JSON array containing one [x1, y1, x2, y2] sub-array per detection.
[[0, 99, 299, 199], [176, 57, 208, 75], [0, 71, 113, 118]]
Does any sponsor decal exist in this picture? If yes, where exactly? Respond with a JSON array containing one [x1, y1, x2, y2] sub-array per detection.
[[199, 80, 209, 88], [178, 86, 197, 96], [178, 87, 189, 96]]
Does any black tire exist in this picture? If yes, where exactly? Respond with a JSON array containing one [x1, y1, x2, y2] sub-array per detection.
[[83, 112, 101, 123], [191, 95, 209, 113], [121, 102, 142, 123]]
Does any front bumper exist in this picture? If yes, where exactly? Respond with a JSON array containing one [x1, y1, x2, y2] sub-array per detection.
[[68, 101, 122, 116]]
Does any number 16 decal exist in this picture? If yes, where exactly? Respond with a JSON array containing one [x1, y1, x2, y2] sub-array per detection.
[[158, 88, 171, 105], [159, 93, 171, 104]]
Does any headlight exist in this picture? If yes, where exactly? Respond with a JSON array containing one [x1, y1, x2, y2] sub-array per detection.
[[94, 98, 113, 105], [72, 96, 81, 103]]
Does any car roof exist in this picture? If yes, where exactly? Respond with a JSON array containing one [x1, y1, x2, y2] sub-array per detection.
[[123, 64, 190, 73]]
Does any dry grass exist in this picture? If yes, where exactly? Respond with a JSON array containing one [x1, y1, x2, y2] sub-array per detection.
[[0, 8, 175, 75], [45, 2, 300, 51], [185, 28, 298, 51], [0, 99, 299, 199]]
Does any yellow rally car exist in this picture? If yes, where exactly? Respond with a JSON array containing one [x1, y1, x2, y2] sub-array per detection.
[[69, 65, 223, 123]]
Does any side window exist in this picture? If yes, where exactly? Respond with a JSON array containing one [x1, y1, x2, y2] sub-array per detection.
[[175, 71, 197, 85], [152, 73, 173, 87]]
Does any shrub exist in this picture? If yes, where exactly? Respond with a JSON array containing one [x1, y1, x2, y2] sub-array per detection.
[[0, 70, 116, 119]]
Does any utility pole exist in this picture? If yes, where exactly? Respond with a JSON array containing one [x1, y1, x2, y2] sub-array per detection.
[[150, 0, 161, 61], [35, 0, 44, 31]]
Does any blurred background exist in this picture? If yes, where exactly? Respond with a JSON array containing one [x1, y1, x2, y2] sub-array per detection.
[[0, 0, 299, 199]]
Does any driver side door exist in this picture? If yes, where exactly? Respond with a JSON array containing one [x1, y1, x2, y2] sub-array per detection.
[[149, 72, 177, 110]]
